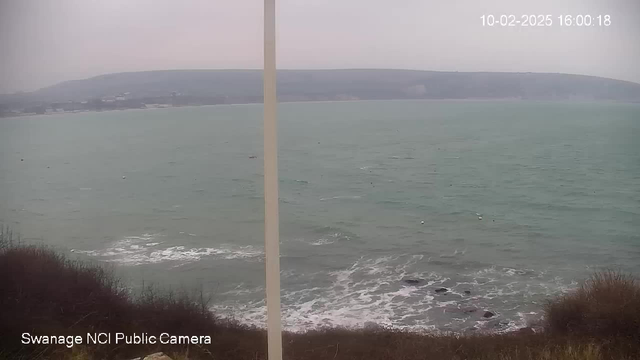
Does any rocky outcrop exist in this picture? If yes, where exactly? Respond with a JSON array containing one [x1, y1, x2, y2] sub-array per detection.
[[517, 327, 535, 334], [483, 311, 495, 318]]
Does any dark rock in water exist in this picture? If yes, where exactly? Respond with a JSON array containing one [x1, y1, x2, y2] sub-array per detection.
[[249, 155, 258, 159], [483, 311, 495, 318], [434, 287, 448, 293], [364, 321, 382, 330], [485, 319, 509, 329], [403, 279, 421, 285], [444, 306, 478, 316], [517, 327, 535, 335], [443, 306, 460, 314], [464, 290, 471, 295]]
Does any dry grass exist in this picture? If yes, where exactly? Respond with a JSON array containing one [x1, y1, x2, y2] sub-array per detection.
[[1, 230, 639, 360], [545, 270, 640, 341]]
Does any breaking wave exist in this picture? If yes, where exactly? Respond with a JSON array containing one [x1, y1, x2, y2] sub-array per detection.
[[211, 254, 577, 333], [73, 233, 263, 266]]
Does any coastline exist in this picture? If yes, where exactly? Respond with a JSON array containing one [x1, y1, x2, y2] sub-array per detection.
[[1, 234, 639, 360], [3, 97, 638, 119]]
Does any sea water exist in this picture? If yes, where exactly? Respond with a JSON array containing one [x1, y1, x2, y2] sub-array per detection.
[[1, 100, 638, 332]]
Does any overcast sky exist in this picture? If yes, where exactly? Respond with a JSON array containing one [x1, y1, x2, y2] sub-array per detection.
[[1, 0, 639, 94]]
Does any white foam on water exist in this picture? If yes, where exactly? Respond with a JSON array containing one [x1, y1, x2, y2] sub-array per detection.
[[471, 266, 538, 279], [74, 233, 263, 266], [439, 248, 467, 258], [320, 195, 362, 201], [212, 254, 449, 333], [211, 255, 578, 334], [75, 232, 577, 333], [221, 285, 265, 297], [307, 232, 351, 246], [310, 238, 335, 246]]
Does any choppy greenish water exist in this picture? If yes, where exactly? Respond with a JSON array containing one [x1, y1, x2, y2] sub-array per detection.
[[1, 100, 639, 332]]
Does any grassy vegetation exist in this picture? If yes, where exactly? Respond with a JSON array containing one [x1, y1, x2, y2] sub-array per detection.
[[544, 271, 640, 339], [1, 228, 639, 360]]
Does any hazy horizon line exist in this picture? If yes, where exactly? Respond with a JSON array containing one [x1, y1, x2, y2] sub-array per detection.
[[4, 67, 640, 96]]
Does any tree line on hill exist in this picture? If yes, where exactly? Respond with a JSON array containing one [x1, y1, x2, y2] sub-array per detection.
[[2, 69, 640, 116]]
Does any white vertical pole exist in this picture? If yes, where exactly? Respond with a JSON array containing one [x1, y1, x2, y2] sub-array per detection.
[[263, 0, 283, 359]]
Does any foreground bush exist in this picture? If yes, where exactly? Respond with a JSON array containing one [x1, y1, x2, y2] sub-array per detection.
[[1, 230, 639, 359], [0, 232, 263, 360], [545, 270, 640, 341]]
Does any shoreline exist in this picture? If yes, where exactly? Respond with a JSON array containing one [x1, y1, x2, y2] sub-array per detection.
[[1, 235, 639, 360], [3, 97, 638, 119]]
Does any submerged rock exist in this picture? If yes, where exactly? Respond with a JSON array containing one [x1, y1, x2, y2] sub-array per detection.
[[517, 327, 535, 334], [464, 290, 471, 295], [444, 306, 478, 316], [403, 279, 422, 285], [465, 326, 478, 333], [434, 287, 448, 293], [483, 311, 495, 318], [364, 321, 382, 330], [485, 319, 509, 329]]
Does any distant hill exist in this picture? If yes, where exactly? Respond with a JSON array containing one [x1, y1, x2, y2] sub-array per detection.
[[2, 69, 640, 110]]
